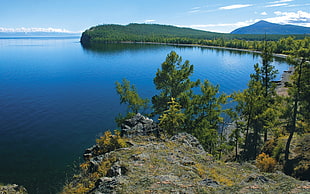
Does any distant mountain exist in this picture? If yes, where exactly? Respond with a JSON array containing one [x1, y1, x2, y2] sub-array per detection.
[[231, 20, 310, 35], [0, 31, 80, 37]]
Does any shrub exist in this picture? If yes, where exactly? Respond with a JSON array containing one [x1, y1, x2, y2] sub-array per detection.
[[256, 152, 277, 172], [96, 130, 128, 154]]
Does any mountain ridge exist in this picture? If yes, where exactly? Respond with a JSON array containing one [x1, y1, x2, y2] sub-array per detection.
[[231, 20, 310, 35]]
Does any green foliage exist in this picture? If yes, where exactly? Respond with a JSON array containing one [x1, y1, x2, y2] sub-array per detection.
[[159, 97, 185, 136], [185, 80, 227, 154], [115, 78, 149, 126], [116, 78, 149, 113], [81, 24, 308, 55], [152, 51, 199, 116], [283, 38, 310, 161]]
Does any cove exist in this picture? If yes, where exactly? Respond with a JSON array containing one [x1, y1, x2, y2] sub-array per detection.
[[0, 37, 289, 193]]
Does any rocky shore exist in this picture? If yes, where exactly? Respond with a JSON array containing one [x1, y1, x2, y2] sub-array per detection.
[[275, 65, 294, 96], [0, 184, 27, 194], [62, 114, 310, 194]]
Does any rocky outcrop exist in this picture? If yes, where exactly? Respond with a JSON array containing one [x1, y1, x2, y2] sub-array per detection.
[[64, 114, 310, 194], [0, 184, 27, 194], [120, 113, 161, 138]]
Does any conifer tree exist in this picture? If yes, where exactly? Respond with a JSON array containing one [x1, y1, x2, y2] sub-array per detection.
[[152, 51, 200, 116], [115, 78, 149, 125], [284, 40, 310, 161], [185, 80, 226, 154], [158, 97, 185, 135], [260, 41, 279, 142]]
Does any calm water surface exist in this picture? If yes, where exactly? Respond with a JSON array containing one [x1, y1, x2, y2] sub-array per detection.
[[0, 37, 289, 193]]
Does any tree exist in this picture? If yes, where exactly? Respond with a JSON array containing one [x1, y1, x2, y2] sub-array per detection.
[[233, 63, 265, 159], [229, 121, 245, 161], [115, 78, 149, 125], [284, 40, 310, 162], [260, 41, 279, 142], [158, 97, 185, 136], [185, 80, 226, 154], [152, 51, 200, 116]]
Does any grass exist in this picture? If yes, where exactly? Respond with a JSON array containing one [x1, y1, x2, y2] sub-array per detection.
[[62, 134, 310, 193]]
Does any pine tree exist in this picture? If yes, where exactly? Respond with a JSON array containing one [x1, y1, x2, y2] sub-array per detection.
[[185, 80, 226, 154], [284, 40, 310, 161], [115, 78, 149, 125], [152, 51, 200, 116]]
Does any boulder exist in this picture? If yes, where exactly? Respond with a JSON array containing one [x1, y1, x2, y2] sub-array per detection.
[[170, 132, 206, 153], [120, 113, 161, 138]]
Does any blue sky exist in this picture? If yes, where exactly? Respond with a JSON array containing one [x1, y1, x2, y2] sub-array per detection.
[[1, 0, 309, 33]]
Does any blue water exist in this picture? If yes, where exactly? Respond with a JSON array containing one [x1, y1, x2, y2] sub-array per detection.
[[0, 37, 289, 193]]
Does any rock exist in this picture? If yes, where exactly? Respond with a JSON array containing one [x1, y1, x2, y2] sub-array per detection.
[[244, 174, 270, 184], [170, 132, 206, 153], [88, 155, 105, 173], [120, 113, 161, 138], [0, 184, 28, 194], [92, 177, 118, 194], [199, 178, 220, 187], [83, 145, 100, 160], [106, 161, 128, 177]]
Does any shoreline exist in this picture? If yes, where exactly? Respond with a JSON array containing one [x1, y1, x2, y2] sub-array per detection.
[[118, 41, 288, 59]]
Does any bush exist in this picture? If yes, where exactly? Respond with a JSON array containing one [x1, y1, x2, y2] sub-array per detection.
[[256, 152, 277, 172], [96, 130, 128, 154]]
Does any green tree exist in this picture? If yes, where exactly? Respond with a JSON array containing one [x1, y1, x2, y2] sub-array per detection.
[[233, 63, 265, 159], [158, 97, 185, 136], [284, 41, 310, 162], [185, 80, 226, 154], [260, 41, 279, 142], [229, 121, 245, 161], [152, 51, 200, 116], [115, 78, 149, 125]]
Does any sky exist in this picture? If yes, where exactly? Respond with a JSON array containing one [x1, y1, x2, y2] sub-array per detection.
[[1, 0, 309, 33]]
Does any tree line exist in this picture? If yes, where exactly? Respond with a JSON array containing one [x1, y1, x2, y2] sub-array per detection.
[[81, 23, 308, 55]]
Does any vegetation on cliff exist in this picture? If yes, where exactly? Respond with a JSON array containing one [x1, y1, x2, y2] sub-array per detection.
[[62, 116, 310, 193]]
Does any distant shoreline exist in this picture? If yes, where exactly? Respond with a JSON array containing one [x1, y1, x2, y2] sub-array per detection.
[[118, 41, 288, 59]]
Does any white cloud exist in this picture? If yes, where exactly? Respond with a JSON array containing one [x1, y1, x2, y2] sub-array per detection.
[[181, 20, 257, 32], [188, 10, 200, 14], [191, 7, 201, 10], [144, 20, 156, 23], [265, 11, 310, 27], [261, 12, 268, 15], [219, 4, 252, 10], [266, 3, 288, 7], [0, 27, 76, 33], [270, 0, 293, 3]]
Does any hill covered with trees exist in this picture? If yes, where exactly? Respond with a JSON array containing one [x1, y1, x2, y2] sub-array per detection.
[[80, 23, 307, 45]]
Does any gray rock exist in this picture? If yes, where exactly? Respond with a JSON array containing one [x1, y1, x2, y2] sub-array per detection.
[[92, 177, 118, 194], [244, 174, 270, 184], [171, 132, 206, 153], [83, 145, 100, 160], [106, 161, 128, 177], [120, 113, 161, 138], [199, 178, 220, 187]]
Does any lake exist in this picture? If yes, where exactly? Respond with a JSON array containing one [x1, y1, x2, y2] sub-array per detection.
[[0, 37, 289, 193]]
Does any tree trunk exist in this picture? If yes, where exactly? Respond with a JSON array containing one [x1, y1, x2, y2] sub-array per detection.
[[284, 131, 294, 161]]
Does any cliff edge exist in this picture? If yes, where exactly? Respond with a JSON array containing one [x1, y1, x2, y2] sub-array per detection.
[[62, 114, 310, 193]]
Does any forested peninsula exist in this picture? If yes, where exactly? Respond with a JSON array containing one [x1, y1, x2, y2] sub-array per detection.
[[80, 23, 307, 54]]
